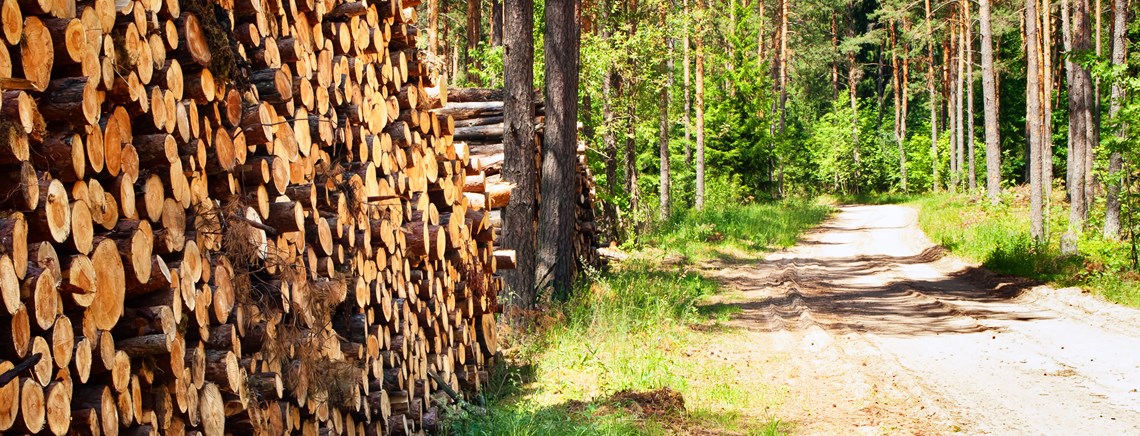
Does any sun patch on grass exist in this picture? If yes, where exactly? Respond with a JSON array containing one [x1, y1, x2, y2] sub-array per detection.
[[911, 192, 1140, 308]]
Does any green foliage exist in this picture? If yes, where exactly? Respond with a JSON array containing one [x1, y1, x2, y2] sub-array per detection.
[[912, 194, 1140, 307], [644, 198, 833, 260], [446, 201, 826, 434], [446, 263, 784, 435], [463, 45, 505, 88]]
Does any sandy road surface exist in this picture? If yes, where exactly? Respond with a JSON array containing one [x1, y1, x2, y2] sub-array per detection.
[[704, 205, 1140, 435]]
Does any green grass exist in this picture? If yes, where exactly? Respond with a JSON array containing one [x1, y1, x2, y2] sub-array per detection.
[[640, 199, 833, 262], [910, 192, 1140, 307], [446, 263, 784, 435], [447, 200, 829, 435]]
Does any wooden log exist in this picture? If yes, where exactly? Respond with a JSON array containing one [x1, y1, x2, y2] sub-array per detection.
[[0, 214, 27, 280], [44, 380, 71, 436], [452, 123, 504, 141], [61, 254, 96, 307], [12, 377, 45, 433], [176, 14, 211, 67], [86, 238, 125, 331], [18, 17, 53, 90], [0, 162, 38, 211]]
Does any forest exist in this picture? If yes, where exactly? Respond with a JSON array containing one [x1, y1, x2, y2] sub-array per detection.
[[422, 0, 1140, 253], [427, 0, 1140, 431], [0, 0, 1136, 429]]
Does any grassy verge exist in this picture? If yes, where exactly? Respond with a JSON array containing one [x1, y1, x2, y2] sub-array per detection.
[[446, 200, 831, 435], [910, 192, 1140, 307], [639, 199, 833, 263]]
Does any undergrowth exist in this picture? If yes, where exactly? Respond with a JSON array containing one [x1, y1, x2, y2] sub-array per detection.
[[911, 192, 1140, 307], [446, 262, 785, 435], [446, 200, 825, 435], [640, 199, 833, 262]]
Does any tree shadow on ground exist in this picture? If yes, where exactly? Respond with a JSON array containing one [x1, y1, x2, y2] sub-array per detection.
[[451, 386, 786, 435], [703, 247, 1052, 337]]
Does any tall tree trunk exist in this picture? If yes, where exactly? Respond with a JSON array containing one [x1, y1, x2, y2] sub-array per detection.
[[767, 0, 788, 197], [951, 19, 962, 189], [466, 0, 483, 84], [683, 0, 693, 167], [429, 0, 440, 58], [601, 2, 619, 240], [603, 71, 619, 238], [980, 0, 1002, 202], [966, 0, 977, 190], [727, 0, 736, 96], [1063, 0, 1094, 254], [1027, 0, 1046, 242], [1062, 0, 1073, 194], [778, 0, 788, 197], [926, 0, 940, 190], [1089, 0, 1102, 212], [849, 52, 861, 192], [1080, 0, 1098, 218], [491, 0, 503, 46], [876, 48, 887, 129], [832, 14, 840, 101], [1042, 0, 1054, 228], [502, 0, 537, 309], [757, 0, 765, 69], [957, 14, 966, 190], [625, 83, 639, 214], [660, 26, 673, 220], [695, 0, 707, 210], [1103, 0, 1128, 239], [778, 0, 788, 136], [537, 0, 580, 296], [902, 18, 911, 184], [665, 45, 670, 221], [889, 19, 907, 190]]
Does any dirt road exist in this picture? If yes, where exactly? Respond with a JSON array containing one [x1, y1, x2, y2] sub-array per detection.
[[704, 204, 1140, 435]]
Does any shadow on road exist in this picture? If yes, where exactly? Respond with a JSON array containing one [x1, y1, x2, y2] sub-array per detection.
[[702, 247, 1050, 337]]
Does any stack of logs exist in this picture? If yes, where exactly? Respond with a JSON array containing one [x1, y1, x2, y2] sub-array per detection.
[[441, 88, 601, 277], [0, 0, 516, 432]]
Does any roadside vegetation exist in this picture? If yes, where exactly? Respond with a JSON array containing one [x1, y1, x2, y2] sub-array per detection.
[[911, 192, 1140, 307], [445, 199, 830, 435]]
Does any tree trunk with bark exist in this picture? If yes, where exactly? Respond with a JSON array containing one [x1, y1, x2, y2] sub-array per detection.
[[660, 31, 672, 220], [502, 0, 538, 307], [965, 0, 977, 190], [538, 0, 580, 296], [891, 21, 908, 191], [926, 0, 940, 190], [1027, 0, 1046, 241], [491, 0, 503, 46], [1042, 0, 1054, 228], [1063, 0, 1094, 254], [980, 0, 1002, 202], [430, 0, 440, 58], [466, 0, 483, 84], [1103, 0, 1128, 239], [683, 0, 692, 167], [695, 0, 707, 210]]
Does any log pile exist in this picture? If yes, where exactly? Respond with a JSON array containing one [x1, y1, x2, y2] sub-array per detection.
[[442, 88, 601, 277], [0, 0, 511, 433]]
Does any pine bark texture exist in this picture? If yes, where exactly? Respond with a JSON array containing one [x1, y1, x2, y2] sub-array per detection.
[[925, 0, 940, 190], [538, 0, 581, 295], [502, 0, 538, 305], [694, 0, 707, 210], [1027, 0, 1046, 241], [1103, 0, 1128, 239], [980, 0, 1001, 202], [660, 35, 673, 220], [1063, 0, 1094, 253]]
